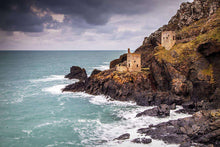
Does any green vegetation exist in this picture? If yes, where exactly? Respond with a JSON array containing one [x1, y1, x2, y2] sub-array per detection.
[[154, 8, 220, 65], [201, 64, 215, 84]]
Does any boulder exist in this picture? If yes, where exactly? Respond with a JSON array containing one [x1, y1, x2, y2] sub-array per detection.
[[131, 138, 152, 144], [65, 66, 87, 81], [136, 104, 170, 118], [137, 109, 220, 146], [170, 103, 176, 110], [157, 104, 170, 117], [114, 133, 130, 140], [136, 107, 158, 117]]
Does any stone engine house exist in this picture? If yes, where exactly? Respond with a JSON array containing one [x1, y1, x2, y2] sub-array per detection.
[[116, 48, 141, 72], [127, 49, 141, 72], [161, 31, 176, 50]]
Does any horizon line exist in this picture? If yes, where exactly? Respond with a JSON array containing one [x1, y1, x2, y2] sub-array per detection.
[[0, 49, 129, 51]]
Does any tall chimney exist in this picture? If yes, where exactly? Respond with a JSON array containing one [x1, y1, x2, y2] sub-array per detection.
[[128, 48, 131, 53]]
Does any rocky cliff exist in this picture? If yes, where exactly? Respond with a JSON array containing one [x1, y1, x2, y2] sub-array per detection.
[[64, 0, 220, 109], [63, 1, 220, 145]]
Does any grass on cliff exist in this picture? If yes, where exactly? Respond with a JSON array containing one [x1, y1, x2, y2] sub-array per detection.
[[176, 8, 220, 40], [154, 8, 219, 84], [201, 64, 215, 84], [154, 8, 220, 65]]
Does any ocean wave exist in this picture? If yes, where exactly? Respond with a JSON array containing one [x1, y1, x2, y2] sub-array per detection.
[[103, 62, 110, 64], [30, 75, 65, 82], [71, 92, 136, 106], [22, 130, 32, 135], [10, 96, 24, 104], [89, 95, 136, 106], [97, 105, 191, 147], [42, 84, 66, 95], [34, 119, 71, 129], [63, 91, 192, 146]]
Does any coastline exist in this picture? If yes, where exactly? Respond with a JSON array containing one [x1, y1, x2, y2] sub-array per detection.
[[63, 0, 220, 146]]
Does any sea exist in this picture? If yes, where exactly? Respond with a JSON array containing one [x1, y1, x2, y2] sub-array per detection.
[[0, 51, 191, 147]]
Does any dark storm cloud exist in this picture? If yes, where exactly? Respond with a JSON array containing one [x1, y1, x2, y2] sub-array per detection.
[[0, 0, 44, 32], [0, 0, 158, 32], [36, 0, 156, 25]]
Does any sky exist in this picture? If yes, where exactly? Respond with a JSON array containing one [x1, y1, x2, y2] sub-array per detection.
[[0, 0, 193, 50]]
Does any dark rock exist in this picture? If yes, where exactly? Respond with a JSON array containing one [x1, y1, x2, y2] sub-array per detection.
[[141, 138, 152, 144], [136, 104, 170, 117], [65, 66, 87, 81], [110, 53, 127, 68], [170, 103, 176, 110], [138, 109, 220, 147], [62, 81, 85, 92], [136, 107, 158, 117], [182, 101, 195, 109], [90, 69, 101, 77], [131, 138, 152, 144], [131, 138, 141, 143], [114, 133, 130, 140], [157, 104, 170, 117]]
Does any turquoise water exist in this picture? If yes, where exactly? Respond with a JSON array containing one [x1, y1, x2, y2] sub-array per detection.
[[0, 51, 190, 147]]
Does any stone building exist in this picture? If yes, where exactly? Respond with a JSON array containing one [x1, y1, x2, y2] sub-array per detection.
[[116, 48, 141, 72], [127, 48, 141, 72], [161, 31, 176, 50]]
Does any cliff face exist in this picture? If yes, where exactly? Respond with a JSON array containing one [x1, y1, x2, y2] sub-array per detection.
[[143, 0, 220, 46]]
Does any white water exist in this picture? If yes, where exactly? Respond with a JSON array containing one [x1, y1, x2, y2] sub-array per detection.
[[30, 75, 65, 83], [44, 84, 192, 147]]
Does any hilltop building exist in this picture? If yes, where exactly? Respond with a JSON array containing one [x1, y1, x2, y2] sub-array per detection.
[[116, 48, 141, 72], [161, 31, 176, 50]]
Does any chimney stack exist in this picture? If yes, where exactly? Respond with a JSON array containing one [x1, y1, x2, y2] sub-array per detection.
[[128, 48, 131, 53]]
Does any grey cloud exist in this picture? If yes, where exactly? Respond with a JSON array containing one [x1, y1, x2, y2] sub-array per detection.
[[0, 0, 190, 34], [0, 0, 158, 32]]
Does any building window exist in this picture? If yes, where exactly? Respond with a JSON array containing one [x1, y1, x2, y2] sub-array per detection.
[[129, 64, 130, 67], [134, 61, 136, 63], [173, 36, 175, 40], [163, 37, 165, 40], [166, 37, 168, 39], [137, 64, 138, 67]]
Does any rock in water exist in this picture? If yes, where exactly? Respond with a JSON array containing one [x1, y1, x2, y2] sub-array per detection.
[[138, 109, 220, 146], [65, 66, 87, 81], [114, 133, 130, 140], [131, 138, 152, 144], [157, 104, 170, 117], [136, 104, 170, 118]]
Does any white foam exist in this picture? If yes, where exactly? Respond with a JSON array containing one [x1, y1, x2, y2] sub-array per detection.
[[34, 119, 71, 129], [92, 105, 191, 147], [30, 75, 65, 83], [10, 96, 24, 104], [22, 130, 32, 135], [103, 62, 110, 64], [87, 94, 136, 106], [42, 84, 66, 95], [67, 91, 192, 146]]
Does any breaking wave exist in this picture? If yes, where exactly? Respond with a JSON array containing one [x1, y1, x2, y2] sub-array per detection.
[[30, 75, 65, 83]]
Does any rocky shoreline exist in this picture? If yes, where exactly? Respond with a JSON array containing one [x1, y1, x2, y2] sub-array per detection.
[[63, 0, 220, 146]]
